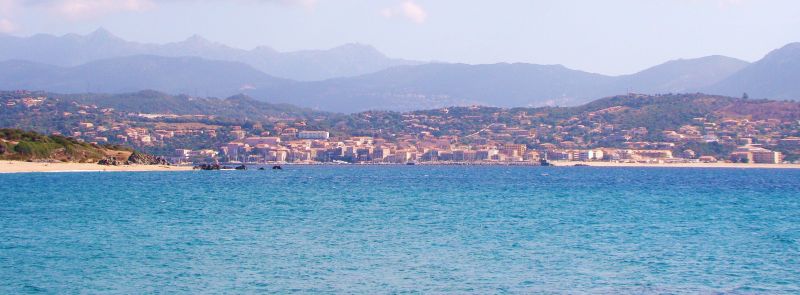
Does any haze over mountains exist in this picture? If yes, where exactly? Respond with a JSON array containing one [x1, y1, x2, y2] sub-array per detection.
[[0, 56, 288, 98], [0, 28, 418, 81], [704, 43, 800, 99], [0, 29, 798, 113]]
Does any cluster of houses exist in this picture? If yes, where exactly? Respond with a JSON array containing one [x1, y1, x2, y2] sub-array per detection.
[[2, 92, 797, 165], [175, 128, 789, 165]]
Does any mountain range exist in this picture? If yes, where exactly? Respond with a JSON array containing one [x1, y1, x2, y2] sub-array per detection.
[[0, 56, 289, 98], [0, 29, 798, 113], [252, 55, 752, 111], [0, 28, 419, 81]]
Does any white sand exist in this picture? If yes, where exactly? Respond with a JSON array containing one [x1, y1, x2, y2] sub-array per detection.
[[0, 161, 193, 173]]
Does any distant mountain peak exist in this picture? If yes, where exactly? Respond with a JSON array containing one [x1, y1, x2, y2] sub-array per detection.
[[336, 42, 376, 50], [701, 42, 800, 99], [633, 55, 749, 74], [90, 27, 112, 36], [616, 54, 749, 94], [182, 34, 214, 45], [0, 28, 421, 80], [328, 43, 385, 56], [86, 27, 119, 40], [761, 42, 800, 61]]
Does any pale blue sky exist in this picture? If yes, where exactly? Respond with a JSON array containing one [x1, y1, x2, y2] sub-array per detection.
[[2, 0, 800, 75]]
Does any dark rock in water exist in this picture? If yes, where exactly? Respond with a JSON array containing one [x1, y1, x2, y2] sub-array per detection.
[[193, 163, 247, 171], [194, 163, 221, 170], [127, 151, 169, 165], [272, 165, 282, 170]]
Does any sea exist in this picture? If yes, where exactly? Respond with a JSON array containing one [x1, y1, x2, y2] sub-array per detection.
[[1, 166, 799, 294]]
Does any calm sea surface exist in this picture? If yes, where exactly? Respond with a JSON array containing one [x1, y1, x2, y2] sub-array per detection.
[[2, 166, 800, 293]]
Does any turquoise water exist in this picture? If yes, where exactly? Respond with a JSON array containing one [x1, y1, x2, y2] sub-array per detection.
[[2, 166, 800, 293]]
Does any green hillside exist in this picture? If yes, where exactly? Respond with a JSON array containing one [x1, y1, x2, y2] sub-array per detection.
[[0, 129, 130, 163]]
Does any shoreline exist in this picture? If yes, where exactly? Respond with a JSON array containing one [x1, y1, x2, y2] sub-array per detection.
[[227, 161, 800, 169], [4, 160, 800, 173], [550, 161, 800, 169], [0, 161, 193, 174]]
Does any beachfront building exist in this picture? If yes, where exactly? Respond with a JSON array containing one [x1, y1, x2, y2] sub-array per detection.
[[578, 150, 604, 161], [730, 145, 783, 164], [753, 150, 782, 164]]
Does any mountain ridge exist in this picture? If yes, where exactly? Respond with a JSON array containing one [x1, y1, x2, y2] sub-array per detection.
[[250, 56, 754, 112], [703, 42, 800, 99], [616, 55, 750, 93], [0, 29, 420, 81], [0, 53, 768, 113], [1, 29, 799, 112], [0, 55, 290, 98]]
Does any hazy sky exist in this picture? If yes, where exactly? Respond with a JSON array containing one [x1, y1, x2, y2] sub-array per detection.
[[1, 0, 799, 75]]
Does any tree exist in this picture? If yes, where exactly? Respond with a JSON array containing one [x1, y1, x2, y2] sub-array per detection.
[[742, 92, 749, 99]]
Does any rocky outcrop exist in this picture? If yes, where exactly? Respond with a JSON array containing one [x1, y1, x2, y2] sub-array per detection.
[[127, 151, 169, 165], [98, 152, 170, 166], [194, 163, 222, 170], [98, 157, 124, 166], [0, 142, 6, 155]]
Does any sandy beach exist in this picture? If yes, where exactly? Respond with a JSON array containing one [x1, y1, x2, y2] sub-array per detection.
[[552, 161, 800, 169], [0, 161, 193, 173], [3, 160, 800, 173]]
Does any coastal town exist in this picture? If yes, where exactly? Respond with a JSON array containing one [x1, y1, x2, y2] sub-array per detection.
[[186, 122, 794, 166], [2, 91, 799, 166]]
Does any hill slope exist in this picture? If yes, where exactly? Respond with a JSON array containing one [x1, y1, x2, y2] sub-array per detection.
[[65, 90, 325, 119], [315, 93, 800, 141], [704, 43, 800, 99], [615, 55, 749, 93], [254, 57, 751, 112], [0, 128, 129, 162], [255, 63, 618, 112], [0, 55, 757, 113]]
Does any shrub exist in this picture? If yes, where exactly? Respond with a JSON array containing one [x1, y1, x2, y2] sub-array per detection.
[[13, 141, 59, 158], [0, 129, 135, 161]]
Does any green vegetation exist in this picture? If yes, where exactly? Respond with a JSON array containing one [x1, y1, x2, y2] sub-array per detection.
[[0, 128, 115, 162], [2, 91, 799, 161], [13, 141, 61, 158], [303, 94, 744, 138], [67, 91, 328, 119], [677, 142, 734, 158]]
